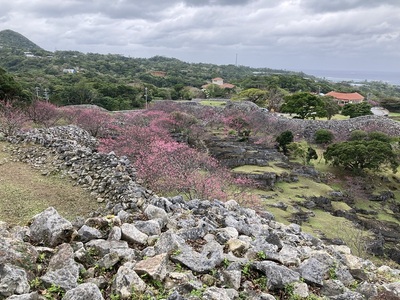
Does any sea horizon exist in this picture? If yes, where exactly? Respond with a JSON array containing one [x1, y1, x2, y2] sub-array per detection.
[[300, 69, 400, 86]]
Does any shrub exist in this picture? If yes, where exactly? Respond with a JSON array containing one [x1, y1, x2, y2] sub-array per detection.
[[349, 130, 368, 141], [0, 100, 29, 137], [26, 100, 61, 127], [276, 130, 293, 155], [314, 129, 334, 145]]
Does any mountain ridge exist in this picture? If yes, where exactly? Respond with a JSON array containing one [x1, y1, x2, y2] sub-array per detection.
[[0, 29, 44, 51]]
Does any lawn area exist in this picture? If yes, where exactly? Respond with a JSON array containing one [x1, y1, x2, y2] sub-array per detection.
[[0, 141, 101, 225], [232, 163, 288, 175], [199, 100, 227, 106]]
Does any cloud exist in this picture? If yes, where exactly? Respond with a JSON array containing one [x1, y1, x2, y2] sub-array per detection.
[[300, 0, 400, 13], [1, 0, 400, 72]]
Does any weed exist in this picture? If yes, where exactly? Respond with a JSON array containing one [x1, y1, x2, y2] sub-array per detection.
[[110, 294, 121, 300], [175, 263, 184, 272], [253, 276, 268, 290], [241, 262, 252, 276], [172, 249, 182, 256], [257, 251, 267, 260], [43, 283, 64, 299], [190, 287, 204, 298], [30, 277, 42, 289], [37, 252, 46, 263], [328, 263, 337, 280], [349, 280, 359, 290], [284, 283, 295, 297], [210, 268, 218, 277], [222, 257, 230, 268]]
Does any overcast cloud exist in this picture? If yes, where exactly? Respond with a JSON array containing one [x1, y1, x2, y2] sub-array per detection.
[[1, 0, 400, 73]]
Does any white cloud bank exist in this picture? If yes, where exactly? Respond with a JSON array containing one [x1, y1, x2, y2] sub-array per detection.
[[1, 0, 400, 72]]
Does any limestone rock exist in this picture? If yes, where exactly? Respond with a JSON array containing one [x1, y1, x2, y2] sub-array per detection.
[[112, 262, 147, 299], [29, 207, 74, 247], [134, 253, 168, 281], [253, 261, 300, 290], [120, 223, 148, 245], [0, 264, 30, 298], [77, 225, 103, 243], [171, 241, 223, 273], [62, 283, 104, 300], [40, 244, 80, 291]]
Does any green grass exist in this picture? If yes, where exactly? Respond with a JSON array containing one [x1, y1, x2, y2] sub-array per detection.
[[199, 100, 226, 106], [0, 141, 101, 225], [315, 114, 350, 121], [232, 163, 288, 175], [388, 112, 400, 121]]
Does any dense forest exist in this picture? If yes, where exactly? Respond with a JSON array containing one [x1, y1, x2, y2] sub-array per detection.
[[1, 29, 400, 112]]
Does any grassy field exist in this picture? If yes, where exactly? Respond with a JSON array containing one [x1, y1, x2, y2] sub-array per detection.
[[0, 141, 100, 225], [236, 149, 400, 262], [199, 100, 227, 106]]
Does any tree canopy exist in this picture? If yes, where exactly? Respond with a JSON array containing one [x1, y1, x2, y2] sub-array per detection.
[[324, 139, 399, 173], [341, 102, 373, 118], [281, 92, 326, 119]]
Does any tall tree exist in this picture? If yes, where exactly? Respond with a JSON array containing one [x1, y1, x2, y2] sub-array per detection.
[[324, 140, 398, 173], [281, 92, 326, 119], [341, 102, 373, 118], [232, 88, 268, 107], [321, 96, 340, 120]]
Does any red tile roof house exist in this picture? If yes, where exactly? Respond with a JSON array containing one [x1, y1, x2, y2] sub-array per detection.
[[326, 91, 364, 106]]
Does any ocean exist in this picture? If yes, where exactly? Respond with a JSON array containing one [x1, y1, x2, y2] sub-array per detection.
[[300, 69, 400, 86]]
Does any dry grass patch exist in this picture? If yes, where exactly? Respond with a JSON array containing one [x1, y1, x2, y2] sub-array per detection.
[[0, 141, 100, 225]]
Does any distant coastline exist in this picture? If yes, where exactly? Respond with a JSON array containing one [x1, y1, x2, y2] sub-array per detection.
[[301, 69, 400, 86]]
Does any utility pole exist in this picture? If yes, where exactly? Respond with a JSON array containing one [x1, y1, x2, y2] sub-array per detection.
[[145, 87, 148, 109], [44, 88, 49, 102]]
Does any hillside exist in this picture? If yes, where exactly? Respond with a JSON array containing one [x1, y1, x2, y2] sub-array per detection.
[[0, 29, 44, 51], [1, 124, 399, 300], [0, 30, 399, 112]]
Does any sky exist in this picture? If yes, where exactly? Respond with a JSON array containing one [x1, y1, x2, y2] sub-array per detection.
[[1, 0, 400, 73]]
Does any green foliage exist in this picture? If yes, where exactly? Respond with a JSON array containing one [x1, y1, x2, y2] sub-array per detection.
[[0, 29, 44, 51], [110, 294, 121, 300], [349, 130, 368, 141], [380, 97, 400, 113], [222, 258, 231, 268], [0, 68, 30, 104], [190, 287, 204, 298], [257, 251, 267, 260], [321, 96, 341, 120], [281, 92, 326, 119], [328, 263, 338, 279], [349, 130, 394, 143], [174, 263, 184, 272], [314, 129, 334, 145], [276, 130, 294, 155], [43, 283, 64, 299], [288, 142, 318, 164], [324, 139, 399, 173], [232, 88, 268, 106], [341, 102, 373, 118], [30, 277, 42, 289], [241, 262, 252, 276], [253, 276, 268, 290], [1, 31, 399, 113]]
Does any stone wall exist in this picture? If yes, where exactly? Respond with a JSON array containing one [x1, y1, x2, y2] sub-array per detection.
[[227, 101, 400, 141]]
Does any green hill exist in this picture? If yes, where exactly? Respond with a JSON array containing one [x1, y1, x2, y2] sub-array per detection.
[[0, 29, 44, 51]]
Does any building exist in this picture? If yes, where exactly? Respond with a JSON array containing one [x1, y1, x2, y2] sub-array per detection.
[[63, 68, 76, 74], [150, 71, 167, 77], [202, 77, 235, 89], [326, 91, 364, 106]]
